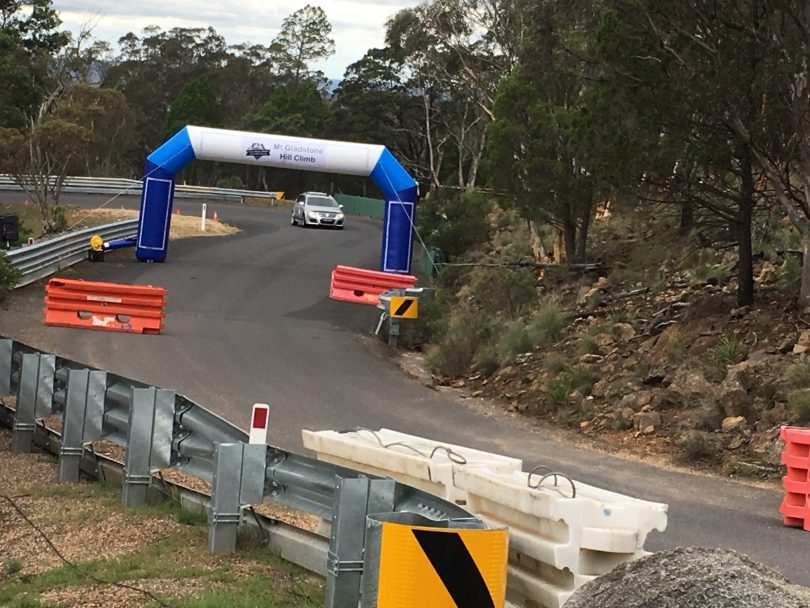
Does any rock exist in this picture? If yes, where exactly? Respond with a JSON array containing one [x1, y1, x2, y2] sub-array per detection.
[[594, 333, 615, 352], [613, 322, 636, 340], [565, 547, 810, 608], [757, 261, 778, 284], [716, 377, 753, 418], [778, 335, 796, 353], [798, 330, 810, 348], [613, 407, 635, 430], [633, 411, 662, 433], [730, 306, 751, 318], [669, 370, 714, 399], [727, 436, 746, 450], [721, 416, 747, 433], [723, 361, 754, 392], [591, 379, 609, 398], [579, 353, 604, 364], [794, 344, 810, 355]]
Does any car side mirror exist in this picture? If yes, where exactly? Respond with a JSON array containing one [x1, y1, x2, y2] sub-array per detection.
[[339, 204, 344, 209]]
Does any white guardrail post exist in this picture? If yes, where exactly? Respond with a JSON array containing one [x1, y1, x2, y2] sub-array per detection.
[[303, 428, 669, 608]]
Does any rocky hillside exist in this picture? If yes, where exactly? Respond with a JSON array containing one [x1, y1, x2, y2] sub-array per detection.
[[427, 210, 809, 479]]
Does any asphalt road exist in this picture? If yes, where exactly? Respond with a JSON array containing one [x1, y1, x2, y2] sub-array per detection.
[[1, 191, 808, 585]]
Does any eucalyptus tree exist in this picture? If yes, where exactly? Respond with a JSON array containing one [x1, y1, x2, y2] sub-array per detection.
[[727, 2, 810, 305], [486, 0, 601, 263], [271, 5, 335, 85], [595, 0, 780, 305], [384, 0, 526, 192]]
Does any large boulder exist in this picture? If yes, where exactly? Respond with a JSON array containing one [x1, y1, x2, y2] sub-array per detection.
[[565, 547, 810, 608]]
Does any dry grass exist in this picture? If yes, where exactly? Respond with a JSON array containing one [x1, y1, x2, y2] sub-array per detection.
[[64, 208, 239, 239], [0, 425, 322, 608]]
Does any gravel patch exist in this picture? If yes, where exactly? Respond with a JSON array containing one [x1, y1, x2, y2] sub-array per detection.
[[566, 547, 810, 608]]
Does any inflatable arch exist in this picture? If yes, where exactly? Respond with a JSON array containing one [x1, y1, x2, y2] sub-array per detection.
[[134, 126, 418, 273]]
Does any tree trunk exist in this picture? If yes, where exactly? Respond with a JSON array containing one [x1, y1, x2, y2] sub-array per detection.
[[680, 199, 694, 232], [737, 154, 755, 306], [563, 217, 576, 264], [575, 204, 591, 263], [553, 228, 566, 263], [801, 239, 810, 307], [527, 220, 550, 263]]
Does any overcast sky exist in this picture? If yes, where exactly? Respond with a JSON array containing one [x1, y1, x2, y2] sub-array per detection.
[[52, 0, 420, 78]]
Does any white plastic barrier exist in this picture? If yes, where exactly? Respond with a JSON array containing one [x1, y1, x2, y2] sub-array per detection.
[[303, 428, 668, 608], [455, 467, 668, 608], [301, 428, 522, 503]]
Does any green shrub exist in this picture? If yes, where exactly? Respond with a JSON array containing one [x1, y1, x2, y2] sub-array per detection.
[[470, 267, 536, 319], [473, 345, 500, 376], [3, 557, 22, 576], [528, 299, 568, 345], [176, 507, 208, 526], [427, 311, 495, 377], [496, 320, 534, 363], [416, 189, 492, 259], [546, 365, 594, 405], [704, 336, 740, 382], [608, 309, 629, 324], [543, 352, 569, 374], [779, 256, 802, 292], [547, 382, 571, 406], [0, 253, 21, 305], [787, 362, 810, 389], [577, 335, 598, 356], [788, 389, 810, 423]]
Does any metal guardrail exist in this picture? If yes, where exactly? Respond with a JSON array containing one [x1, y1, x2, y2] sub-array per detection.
[[0, 337, 492, 608], [0, 174, 278, 202], [4, 219, 139, 288]]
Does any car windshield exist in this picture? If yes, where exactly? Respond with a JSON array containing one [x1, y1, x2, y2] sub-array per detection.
[[307, 196, 338, 208]]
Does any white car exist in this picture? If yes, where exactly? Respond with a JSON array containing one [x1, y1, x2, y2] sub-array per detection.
[[290, 192, 344, 229]]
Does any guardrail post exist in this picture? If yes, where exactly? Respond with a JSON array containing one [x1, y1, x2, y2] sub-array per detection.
[[58, 369, 107, 483], [208, 442, 266, 553], [326, 476, 395, 608], [0, 339, 12, 395], [122, 387, 174, 507], [12, 353, 55, 453]]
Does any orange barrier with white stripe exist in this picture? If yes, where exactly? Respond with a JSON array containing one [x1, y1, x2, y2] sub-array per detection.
[[329, 265, 417, 306], [44, 278, 166, 334]]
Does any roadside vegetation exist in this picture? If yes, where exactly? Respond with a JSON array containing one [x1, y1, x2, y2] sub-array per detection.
[[0, 428, 322, 608]]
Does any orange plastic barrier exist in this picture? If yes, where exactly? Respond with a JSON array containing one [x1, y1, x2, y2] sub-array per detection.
[[44, 278, 166, 334], [780, 426, 810, 531], [329, 265, 417, 306]]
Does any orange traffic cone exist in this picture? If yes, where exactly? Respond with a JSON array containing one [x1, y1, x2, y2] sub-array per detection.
[[175, 208, 182, 216], [24, 199, 29, 206], [213, 211, 219, 222]]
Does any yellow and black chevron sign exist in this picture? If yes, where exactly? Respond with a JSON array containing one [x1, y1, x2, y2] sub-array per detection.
[[389, 296, 419, 319], [377, 522, 508, 608]]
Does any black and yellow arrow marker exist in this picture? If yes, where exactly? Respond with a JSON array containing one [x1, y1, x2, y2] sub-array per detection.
[[376, 522, 508, 608], [389, 296, 419, 319]]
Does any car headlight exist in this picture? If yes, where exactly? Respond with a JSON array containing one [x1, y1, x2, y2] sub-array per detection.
[[336, 213, 344, 219], [308, 211, 318, 219]]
